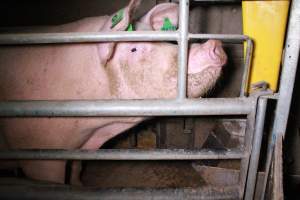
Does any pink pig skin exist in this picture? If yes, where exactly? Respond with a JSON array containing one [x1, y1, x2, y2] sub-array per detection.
[[0, 1, 227, 185]]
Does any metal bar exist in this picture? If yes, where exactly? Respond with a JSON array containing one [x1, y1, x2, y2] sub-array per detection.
[[261, 1, 300, 199], [0, 185, 240, 200], [0, 98, 255, 117], [238, 98, 257, 198], [189, 33, 249, 42], [0, 32, 251, 45], [272, 0, 300, 140], [0, 149, 245, 160], [273, 136, 284, 200], [240, 39, 253, 97], [173, 0, 241, 3], [177, 0, 190, 100], [0, 32, 179, 45], [192, 0, 240, 2], [244, 98, 268, 200], [260, 128, 275, 200]]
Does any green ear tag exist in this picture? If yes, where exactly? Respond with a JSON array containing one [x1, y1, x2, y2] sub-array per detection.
[[161, 17, 177, 31], [126, 24, 134, 31], [111, 9, 124, 28]]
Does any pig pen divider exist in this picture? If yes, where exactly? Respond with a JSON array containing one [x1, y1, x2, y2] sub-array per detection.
[[0, 0, 266, 199]]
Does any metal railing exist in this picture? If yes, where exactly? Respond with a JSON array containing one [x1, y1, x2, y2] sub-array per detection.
[[0, 0, 266, 200]]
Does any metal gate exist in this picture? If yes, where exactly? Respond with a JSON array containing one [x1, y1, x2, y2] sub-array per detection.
[[0, 0, 299, 199]]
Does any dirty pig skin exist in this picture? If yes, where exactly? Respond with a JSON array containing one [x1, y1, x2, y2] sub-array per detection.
[[0, 0, 227, 185]]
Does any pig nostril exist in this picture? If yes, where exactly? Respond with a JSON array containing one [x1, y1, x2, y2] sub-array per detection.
[[131, 48, 137, 52]]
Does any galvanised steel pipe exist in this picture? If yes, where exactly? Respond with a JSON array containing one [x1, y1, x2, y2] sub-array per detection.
[[0, 32, 179, 45], [244, 97, 268, 200], [0, 98, 255, 117], [177, 0, 190, 100], [0, 149, 245, 160], [240, 39, 253, 97], [0, 32, 250, 45], [178, 0, 241, 2], [189, 33, 249, 42]]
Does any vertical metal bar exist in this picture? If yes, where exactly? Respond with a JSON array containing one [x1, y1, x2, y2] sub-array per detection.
[[244, 97, 268, 200], [239, 112, 256, 198], [240, 39, 253, 97], [238, 100, 257, 198], [177, 0, 190, 100], [261, 1, 300, 199], [272, 0, 300, 140], [260, 126, 275, 200]]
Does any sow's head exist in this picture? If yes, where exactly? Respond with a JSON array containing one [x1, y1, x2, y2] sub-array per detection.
[[100, 1, 227, 99]]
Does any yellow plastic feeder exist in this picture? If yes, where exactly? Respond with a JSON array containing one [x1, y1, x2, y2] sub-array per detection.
[[242, 0, 290, 93]]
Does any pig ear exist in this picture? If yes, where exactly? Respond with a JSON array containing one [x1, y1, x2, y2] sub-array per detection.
[[98, 0, 141, 64], [136, 3, 179, 31]]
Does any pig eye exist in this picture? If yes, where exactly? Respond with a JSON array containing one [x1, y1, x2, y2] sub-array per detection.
[[131, 48, 137, 53]]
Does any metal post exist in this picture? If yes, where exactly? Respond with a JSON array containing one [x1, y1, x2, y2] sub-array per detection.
[[261, 1, 300, 199], [244, 97, 268, 200], [272, 0, 300, 140], [177, 0, 189, 100]]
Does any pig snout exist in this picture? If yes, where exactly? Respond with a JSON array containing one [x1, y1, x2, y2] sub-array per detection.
[[187, 40, 227, 98]]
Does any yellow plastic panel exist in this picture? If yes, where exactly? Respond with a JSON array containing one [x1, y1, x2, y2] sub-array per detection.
[[242, 0, 290, 92]]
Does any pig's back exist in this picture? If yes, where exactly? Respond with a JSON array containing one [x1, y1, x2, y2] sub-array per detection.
[[0, 16, 117, 152], [0, 44, 111, 100], [0, 16, 111, 100]]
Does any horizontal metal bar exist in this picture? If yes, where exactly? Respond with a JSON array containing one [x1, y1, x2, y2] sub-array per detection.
[[175, 0, 241, 2], [0, 32, 250, 45], [0, 98, 255, 117], [0, 184, 240, 200], [0, 32, 179, 45], [0, 149, 245, 160], [189, 33, 249, 42], [193, 0, 240, 1]]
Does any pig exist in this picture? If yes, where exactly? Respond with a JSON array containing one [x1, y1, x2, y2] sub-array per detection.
[[0, 0, 227, 185]]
